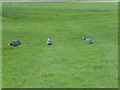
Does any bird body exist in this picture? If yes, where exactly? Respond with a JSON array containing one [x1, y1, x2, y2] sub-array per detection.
[[8, 40, 21, 46], [47, 38, 52, 45], [83, 37, 94, 44]]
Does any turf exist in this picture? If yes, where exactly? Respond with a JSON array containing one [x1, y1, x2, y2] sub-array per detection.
[[0, 2, 2, 89], [2, 2, 118, 88]]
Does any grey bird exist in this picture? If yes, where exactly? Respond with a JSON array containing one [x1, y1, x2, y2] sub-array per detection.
[[47, 38, 52, 45], [83, 37, 94, 44], [8, 40, 21, 46]]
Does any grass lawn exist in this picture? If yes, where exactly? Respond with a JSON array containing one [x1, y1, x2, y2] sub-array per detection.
[[2, 2, 118, 88], [0, 2, 2, 89]]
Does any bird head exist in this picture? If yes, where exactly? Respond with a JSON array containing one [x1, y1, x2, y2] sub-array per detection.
[[8, 43, 12, 46], [82, 37, 86, 40]]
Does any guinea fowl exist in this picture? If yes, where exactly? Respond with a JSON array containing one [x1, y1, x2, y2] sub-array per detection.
[[83, 37, 94, 44], [8, 40, 21, 46], [47, 38, 52, 45]]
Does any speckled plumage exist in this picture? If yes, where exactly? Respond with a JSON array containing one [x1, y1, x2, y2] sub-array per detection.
[[47, 38, 52, 45], [83, 37, 94, 44], [8, 40, 21, 46]]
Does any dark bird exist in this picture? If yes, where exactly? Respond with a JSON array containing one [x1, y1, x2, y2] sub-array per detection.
[[8, 40, 21, 46], [83, 37, 94, 44], [47, 38, 52, 45]]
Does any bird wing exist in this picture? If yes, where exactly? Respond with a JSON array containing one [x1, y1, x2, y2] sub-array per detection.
[[11, 40, 21, 45], [86, 38, 93, 43], [47, 40, 52, 44]]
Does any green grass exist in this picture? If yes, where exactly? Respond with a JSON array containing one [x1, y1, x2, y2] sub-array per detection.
[[0, 2, 2, 90], [2, 2, 118, 88]]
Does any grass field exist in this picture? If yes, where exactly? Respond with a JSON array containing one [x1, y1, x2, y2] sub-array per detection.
[[2, 2, 118, 88], [0, 2, 2, 89]]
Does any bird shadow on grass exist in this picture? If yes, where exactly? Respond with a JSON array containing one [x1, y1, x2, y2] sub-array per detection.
[[3, 46, 21, 50]]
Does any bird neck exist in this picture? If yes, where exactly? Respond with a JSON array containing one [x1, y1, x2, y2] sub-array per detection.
[[83, 37, 86, 40]]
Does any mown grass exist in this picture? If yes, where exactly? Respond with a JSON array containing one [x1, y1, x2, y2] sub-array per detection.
[[2, 2, 118, 88], [0, 2, 2, 89]]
